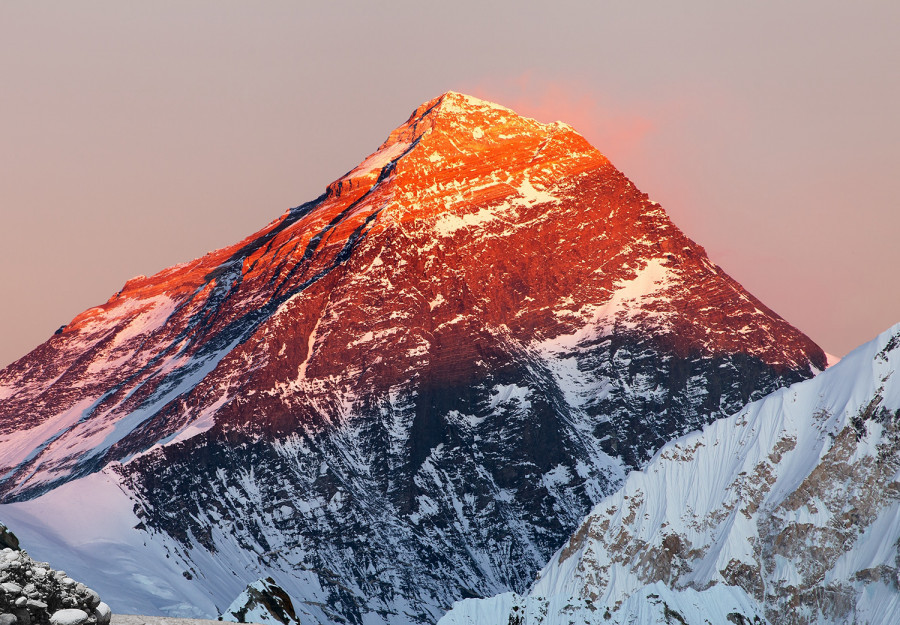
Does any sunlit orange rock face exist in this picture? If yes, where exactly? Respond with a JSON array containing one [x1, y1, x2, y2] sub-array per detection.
[[0, 92, 826, 624]]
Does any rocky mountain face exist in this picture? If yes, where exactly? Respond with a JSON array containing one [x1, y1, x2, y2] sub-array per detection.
[[0, 93, 827, 625], [442, 324, 900, 625]]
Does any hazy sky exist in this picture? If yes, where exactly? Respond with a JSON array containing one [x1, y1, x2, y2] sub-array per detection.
[[2, 1, 898, 368]]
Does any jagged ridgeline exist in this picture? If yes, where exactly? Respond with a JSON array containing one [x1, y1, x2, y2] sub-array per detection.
[[0, 93, 826, 625], [442, 324, 900, 625]]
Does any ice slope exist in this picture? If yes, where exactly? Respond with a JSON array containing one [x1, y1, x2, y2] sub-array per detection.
[[0, 471, 220, 618], [441, 323, 900, 624], [0, 468, 340, 624]]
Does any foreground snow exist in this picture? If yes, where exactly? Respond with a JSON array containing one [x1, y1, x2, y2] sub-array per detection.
[[441, 583, 767, 625], [0, 471, 221, 618], [441, 323, 900, 624]]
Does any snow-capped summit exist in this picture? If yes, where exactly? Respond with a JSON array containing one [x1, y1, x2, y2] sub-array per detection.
[[0, 93, 827, 624]]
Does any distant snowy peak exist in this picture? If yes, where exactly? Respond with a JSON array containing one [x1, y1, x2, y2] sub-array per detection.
[[442, 323, 900, 624], [0, 91, 825, 501]]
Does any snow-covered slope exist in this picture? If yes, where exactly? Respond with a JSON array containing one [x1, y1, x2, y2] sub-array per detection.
[[441, 583, 768, 625], [0, 92, 828, 625], [441, 324, 900, 625], [0, 472, 218, 618]]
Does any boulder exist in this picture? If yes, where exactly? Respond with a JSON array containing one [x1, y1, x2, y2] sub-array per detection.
[[92, 603, 110, 625], [49, 610, 88, 625]]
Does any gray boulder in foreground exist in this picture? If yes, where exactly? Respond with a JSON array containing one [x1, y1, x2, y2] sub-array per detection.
[[0, 522, 108, 625], [49, 610, 88, 625]]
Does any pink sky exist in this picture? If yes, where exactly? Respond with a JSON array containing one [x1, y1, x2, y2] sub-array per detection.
[[1, 2, 898, 367]]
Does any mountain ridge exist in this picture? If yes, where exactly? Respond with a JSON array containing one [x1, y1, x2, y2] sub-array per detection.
[[441, 322, 900, 624]]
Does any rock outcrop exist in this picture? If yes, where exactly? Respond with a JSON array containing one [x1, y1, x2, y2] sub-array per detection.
[[223, 579, 298, 625], [0, 524, 109, 625]]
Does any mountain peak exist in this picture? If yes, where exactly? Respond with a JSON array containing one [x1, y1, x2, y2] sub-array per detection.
[[387, 90, 586, 150], [424, 91, 514, 115], [423, 91, 572, 130], [330, 92, 604, 223], [0, 90, 830, 625]]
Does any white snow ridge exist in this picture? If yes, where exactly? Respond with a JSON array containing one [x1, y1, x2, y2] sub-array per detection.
[[440, 323, 900, 625]]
